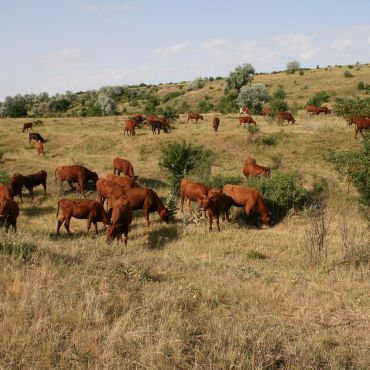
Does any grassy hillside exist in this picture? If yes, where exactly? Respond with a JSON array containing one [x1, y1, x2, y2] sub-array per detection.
[[0, 112, 369, 368]]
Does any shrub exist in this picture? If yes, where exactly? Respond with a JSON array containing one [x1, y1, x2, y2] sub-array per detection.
[[344, 70, 353, 78], [307, 91, 330, 107], [357, 81, 365, 90], [0, 148, 4, 162], [216, 92, 238, 114], [286, 60, 301, 74], [0, 169, 10, 184], [205, 174, 242, 189], [159, 141, 214, 193], [177, 101, 190, 114], [197, 100, 214, 113], [143, 95, 160, 115], [246, 250, 266, 260], [334, 97, 370, 123], [0, 95, 28, 118], [187, 77, 206, 91], [162, 91, 184, 103], [348, 65, 353, 69], [299, 70, 305, 76], [236, 83, 270, 114], [95, 93, 116, 115], [270, 154, 282, 169], [269, 98, 288, 115], [272, 86, 287, 100], [225, 63, 255, 91]]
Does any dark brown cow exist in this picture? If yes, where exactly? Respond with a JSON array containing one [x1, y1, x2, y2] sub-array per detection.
[[0, 198, 19, 231], [55, 166, 97, 197], [262, 107, 272, 116], [239, 116, 256, 125], [151, 120, 168, 134], [180, 179, 209, 215], [129, 114, 145, 126], [187, 112, 203, 123], [112, 157, 137, 178], [8, 174, 25, 203], [23, 171, 47, 199], [243, 157, 271, 177], [105, 174, 140, 189], [29, 132, 45, 143], [56, 199, 109, 235], [212, 117, 220, 132], [316, 106, 331, 115], [278, 112, 295, 125], [146, 114, 159, 125], [351, 116, 370, 138], [124, 120, 136, 136], [106, 200, 133, 245], [223, 184, 271, 226], [0, 183, 13, 201], [22, 122, 33, 132], [107, 187, 169, 226]]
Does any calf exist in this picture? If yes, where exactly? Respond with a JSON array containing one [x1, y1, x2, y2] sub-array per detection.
[[351, 116, 370, 138], [112, 157, 137, 179], [187, 112, 203, 123], [243, 157, 271, 177], [22, 122, 33, 132], [57, 199, 109, 235], [35, 140, 45, 155], [223, 184, 271, 226], [180, 179, 209, 215], [0, 183, 14, 201], [239, 116, 256, 125], [212, 117, 220, 132], [23, 170, 47, 199], [55, 166, 97, 197], [29, 132, 45, 143], [278, 112, 295, 125], [124, 120, 136, 136], [0, 198, 19, 231], [151, 120, 168, 134], [106, 200, 133, 245]]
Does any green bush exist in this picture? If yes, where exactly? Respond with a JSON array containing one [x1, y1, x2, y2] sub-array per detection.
[[215, 92, 238, 114], [0, 169, 10, 184], [357, 81, 365, 90], [344, 70, 353, 78], [205, 174, 242, 189], [162, 91, 184, 103], [334, 97, 370, 123], [307, 91, 330, 107], [197, 100, 214, 113], [299, 70, 304, 76], [177, 102, 190, 114], [159, 141, 214, 193], [272, 86, 287, 100], [0, 148, 4, 163], [269, 98, 288, 115]]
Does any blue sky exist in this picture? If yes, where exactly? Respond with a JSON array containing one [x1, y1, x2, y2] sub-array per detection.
[[1, 0, 370, 99]]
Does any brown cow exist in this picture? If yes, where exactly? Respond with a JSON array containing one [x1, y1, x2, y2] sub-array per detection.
[[239, 116, 256, 125], [306, 105, 319, 114], [106, 200, 133, 245], [243, 157, 271, 177], [105, 174, 140, 189], [0, 198, 19, 231], [223, 184, 271, 226], [96, 178, 126, 207], [8, 174, 25, 203], [316, 106, 331, 115], [240, 106, 250, 114], [107, 187, 169, 226], [55, 166, 97, 198], [129, 114, 145, 126], [23, 171, 47, 199], [56, 199, 109, 235], [124, 120, 136, 136], [22, 122, 33, 132], [351, 116, 370, 138], [0, 183, 13, 201], [180, 179, 209, 215], [212, 117, 220, 132], [187, 112, 203, 123], [35, 140, 45, 155], [112, 157, 137, 179], [262, 107, 272, 116], [278, 112, 295, 125]]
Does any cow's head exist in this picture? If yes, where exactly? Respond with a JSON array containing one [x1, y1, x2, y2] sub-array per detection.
[[261, 212, 271, 226], [159, 208, 170, 223], [91, 172, 99, 183]]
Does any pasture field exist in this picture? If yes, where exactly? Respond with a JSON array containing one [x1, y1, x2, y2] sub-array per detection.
[[0, 113, 369, 369]]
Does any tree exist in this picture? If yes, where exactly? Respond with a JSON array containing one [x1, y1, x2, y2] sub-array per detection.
[[187, 77, 206, 91], [286, 61, 301, 75], [226, 63, 255, 92], [95, 93, 116, 115], [1, 95, 28, 117], [307, 91, 330, 107], [236, 83, 270, 114]]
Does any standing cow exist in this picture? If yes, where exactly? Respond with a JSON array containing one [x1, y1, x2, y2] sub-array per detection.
[[112, 157, 137, 179]]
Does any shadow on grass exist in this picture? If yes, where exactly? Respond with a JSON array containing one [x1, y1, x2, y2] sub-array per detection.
[[49, 230, 103, 240], [0, 241, 37, 262], [39, 249, 82, 266], [139, 177, 167, 189], [147, 224, 179, 250]]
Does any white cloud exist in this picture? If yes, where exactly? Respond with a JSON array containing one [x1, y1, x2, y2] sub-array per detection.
[[81, 2, 134, 13], [201, 38, 228, 50], [154, 43, 188, 57], [331, 38, 352, 49]]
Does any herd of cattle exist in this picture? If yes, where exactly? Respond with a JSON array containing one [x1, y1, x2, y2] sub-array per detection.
[[0, 106, 369, 244]]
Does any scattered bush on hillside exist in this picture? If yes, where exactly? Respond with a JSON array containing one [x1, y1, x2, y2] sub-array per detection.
[[344, 70, 353, 78], [286, 60, 301, 74], [95, 93, 116, 115], [270, 154, 282, 169], [334, 97, 370, 123], [215, 92, 238, 114], [347, 65, 353, 69], [236, 83, 270, 114], [0, 148, 4, 163], [269, 98, 288, 115], [205, 174, 242, 189], [143, 95, 160, 115], [272, 85, 287, 100], [0, 169, 10, 184], [307, 91, 330, 107], [225, 63, 255, 92], [357, 81, 365, 90], [187, 77, 206, 91], [162, 91, 184, 103], [197, 99, 214, 113], [299, 70, 305, 76], [177, 101, 190, 114], [159, 141, 214, 193]]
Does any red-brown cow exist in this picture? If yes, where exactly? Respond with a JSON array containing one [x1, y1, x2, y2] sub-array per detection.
[[351, 116, 370, 138], [56, 199, 109, 235], [96, 178, 126, 207], [306, 105, 319, 114], [106, 200, 133, 245], [223, 184, 271, 226], [35, 140, 45, 155], [0, 198, 19, 231], [105, 174, 140, 189], [112, 157, 137, 179], [8, 174, 25, 203], [124, 120, 136, 136], [243, 157, 271, 177], [187, 112, 203, 123], [0, 183, 13, 201], [262, 107, 272, 116], [278, 112, 295, 125], [212, 117, 220, 132], [22, 122, 33, 132], [55, 166, 97, 198], [239, 116, 256, 125], [180, 179, 209, 215], [316, 106, 331, 115], [23, 171, 47, 200]]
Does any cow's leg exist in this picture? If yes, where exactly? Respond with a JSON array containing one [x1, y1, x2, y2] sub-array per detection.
[[29, 187, 34, 200], [123, 230, 128, 246], [68, 180, 76, 190], [208, 210, 213, 231], [180, 193, 185, 213], [42, 181, 47, 196], [144, 205, 150, 226], [188, 199, 192, 215], [79, 181, 86, 198], [64, 215, 72, 235], [216, 214, 220, 231], [12, 220, 17, 232], [94, 222, 98, 235], [57, 217, 65, 235], [355, 126, 358, 139]]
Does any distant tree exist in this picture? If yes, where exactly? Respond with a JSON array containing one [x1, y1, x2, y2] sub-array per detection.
[[286, 61, 301, 75], [236, 83, 270, 114], [95, 93, 116, 115], [226, 63, 255, 92], [272, 85, 287, 100], [0, 95, 28, 117], [307, 91, 330, 107], [187, 77, 206, 91]]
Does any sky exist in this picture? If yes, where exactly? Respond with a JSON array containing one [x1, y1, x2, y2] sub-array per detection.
[[1, 0, 370, 100]]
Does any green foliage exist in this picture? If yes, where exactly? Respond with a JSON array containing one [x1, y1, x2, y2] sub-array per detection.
[[299, 70, 305, 76], [357, 81, 365, 90], [226, 63, 255, 91], [0, 169, 10, 184], [272, 85, 287, 100], [270, 154, 282, 169], [269, 98, 288, 115], [236, 83, 270, 114], [334, 97, 370, 123], [0, 95, 28, 117], [215, 92, 238, 114], [176, 101, 191, 114], [344, 70, 353, 78], [197, 99, 214, 113], [162, 91, 184, 103], [95, 93, 116, 115], [0, 148, 4, 163], [187, 77, 206, 91], [246, 250, 266, 260], [307, 91, 330, 107], [205, 174, 242, 189], [165, 190, 178, 221], [286, 61, 301, 74], [143, 95, 160, 115], [159, 141, 214, 193]]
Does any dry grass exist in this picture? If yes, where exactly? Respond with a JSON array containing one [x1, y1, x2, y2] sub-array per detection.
[[0, 112, 369, 369]]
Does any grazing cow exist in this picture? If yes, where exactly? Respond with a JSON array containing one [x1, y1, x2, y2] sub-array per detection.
[[8, 173, 25, 203], [316, 106, 331, 115], [124, 120, 136, 136], [306, 105, 319, 114], [112, 157, 137, 179], [243, 157, 271, 178], [107, 187, 169, 226], [22, 122, 33, 132], [212, 117, 220, 132], [262, 107, 272, 116], [239, 106, 250, 114], [106, 200, 133, 245], [0, 198, 19, 231], [146, 114, 159, 125], [223, 184, 271, 226], [55, 166, 97, 198], [35, 140, 44, 155], [278, 112, 295, 125], [351, 116, 370, 138], [129, 114, 145, 126], [23, 170, 47, 200], [96, 178, 126, 207], [180, 179, 209, 215], [202, 190, 233, 231], [187, 112, 203, 123], [105, 174, 140, 189], [151, 120, 168, 134], [29, 132, 45, 143], [0, 183, 13, 201], [239, 116, 256, 126], [56, 199, 109, 235]]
